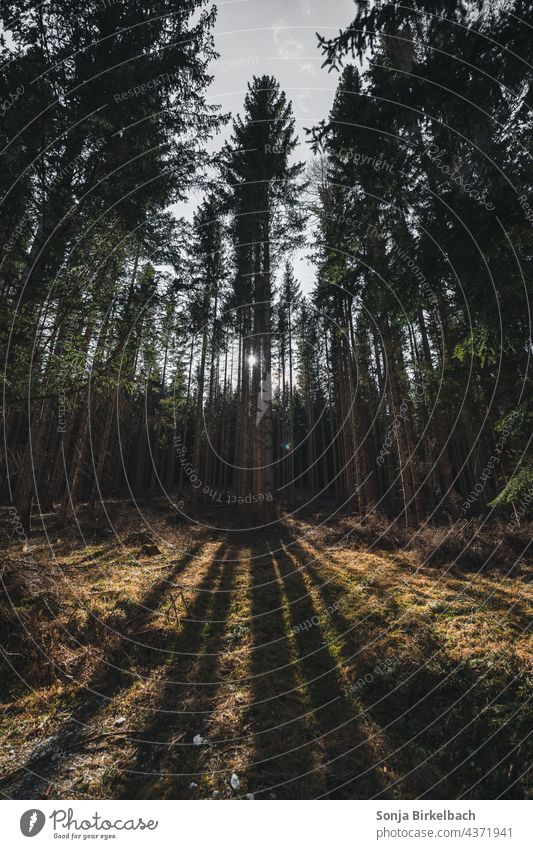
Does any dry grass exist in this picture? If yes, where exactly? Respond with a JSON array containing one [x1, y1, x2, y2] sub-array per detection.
[[0, 507, 531, 800]]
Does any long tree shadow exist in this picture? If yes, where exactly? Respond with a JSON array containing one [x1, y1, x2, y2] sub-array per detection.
[[4, 540, 219, 798], [246, 536, 322, 798], [293, 535, 532, 799], [292, 533, 451, 796], [113, 543, 237, 799], [274, 531, 386, 799]]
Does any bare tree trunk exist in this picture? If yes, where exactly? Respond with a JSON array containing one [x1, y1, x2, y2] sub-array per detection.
[[178, 335, 195, 495], [384, 325, 420, 528], [191, 318, 209, 511]]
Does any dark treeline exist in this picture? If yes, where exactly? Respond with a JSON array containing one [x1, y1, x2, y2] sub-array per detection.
[[1, 0, 531, 531]]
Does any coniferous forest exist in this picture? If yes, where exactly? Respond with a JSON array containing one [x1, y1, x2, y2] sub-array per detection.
[[0, 0, 532, 803]]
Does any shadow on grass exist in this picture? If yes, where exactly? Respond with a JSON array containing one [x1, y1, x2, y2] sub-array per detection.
[[244, 532, 387, 799], [2, 540, 217, 798], [246, 539, 320, 798], [113, 543, 237, 799], [276, 532, 386, 799], [292, 534, 532, 799]]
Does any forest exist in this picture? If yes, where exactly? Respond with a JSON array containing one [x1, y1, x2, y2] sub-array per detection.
[[0, 0, 532, 801]]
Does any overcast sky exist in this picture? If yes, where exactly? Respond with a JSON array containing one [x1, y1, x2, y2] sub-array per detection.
[[208, 0, 355, 134], [186, 0, 357, 290]]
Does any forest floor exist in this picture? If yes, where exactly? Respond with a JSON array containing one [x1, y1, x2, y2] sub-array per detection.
[[0, 505, 532, 800]]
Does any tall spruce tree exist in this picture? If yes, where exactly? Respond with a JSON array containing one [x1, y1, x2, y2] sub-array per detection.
[[221, 75, 305, 521]]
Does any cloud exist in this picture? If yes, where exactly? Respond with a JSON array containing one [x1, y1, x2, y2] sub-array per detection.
[[272, 16, 319, 77], [297, 0, 313, 16]]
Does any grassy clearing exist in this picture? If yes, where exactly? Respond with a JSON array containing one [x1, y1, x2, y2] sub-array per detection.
[[0, 509, 531, 799]]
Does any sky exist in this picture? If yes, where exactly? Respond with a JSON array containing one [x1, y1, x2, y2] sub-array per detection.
[[185, 0, 357, 291], [207, 0, 355, 133]]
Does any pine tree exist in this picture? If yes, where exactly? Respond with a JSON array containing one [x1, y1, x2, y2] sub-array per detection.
[[222, 75, 305, 520]]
